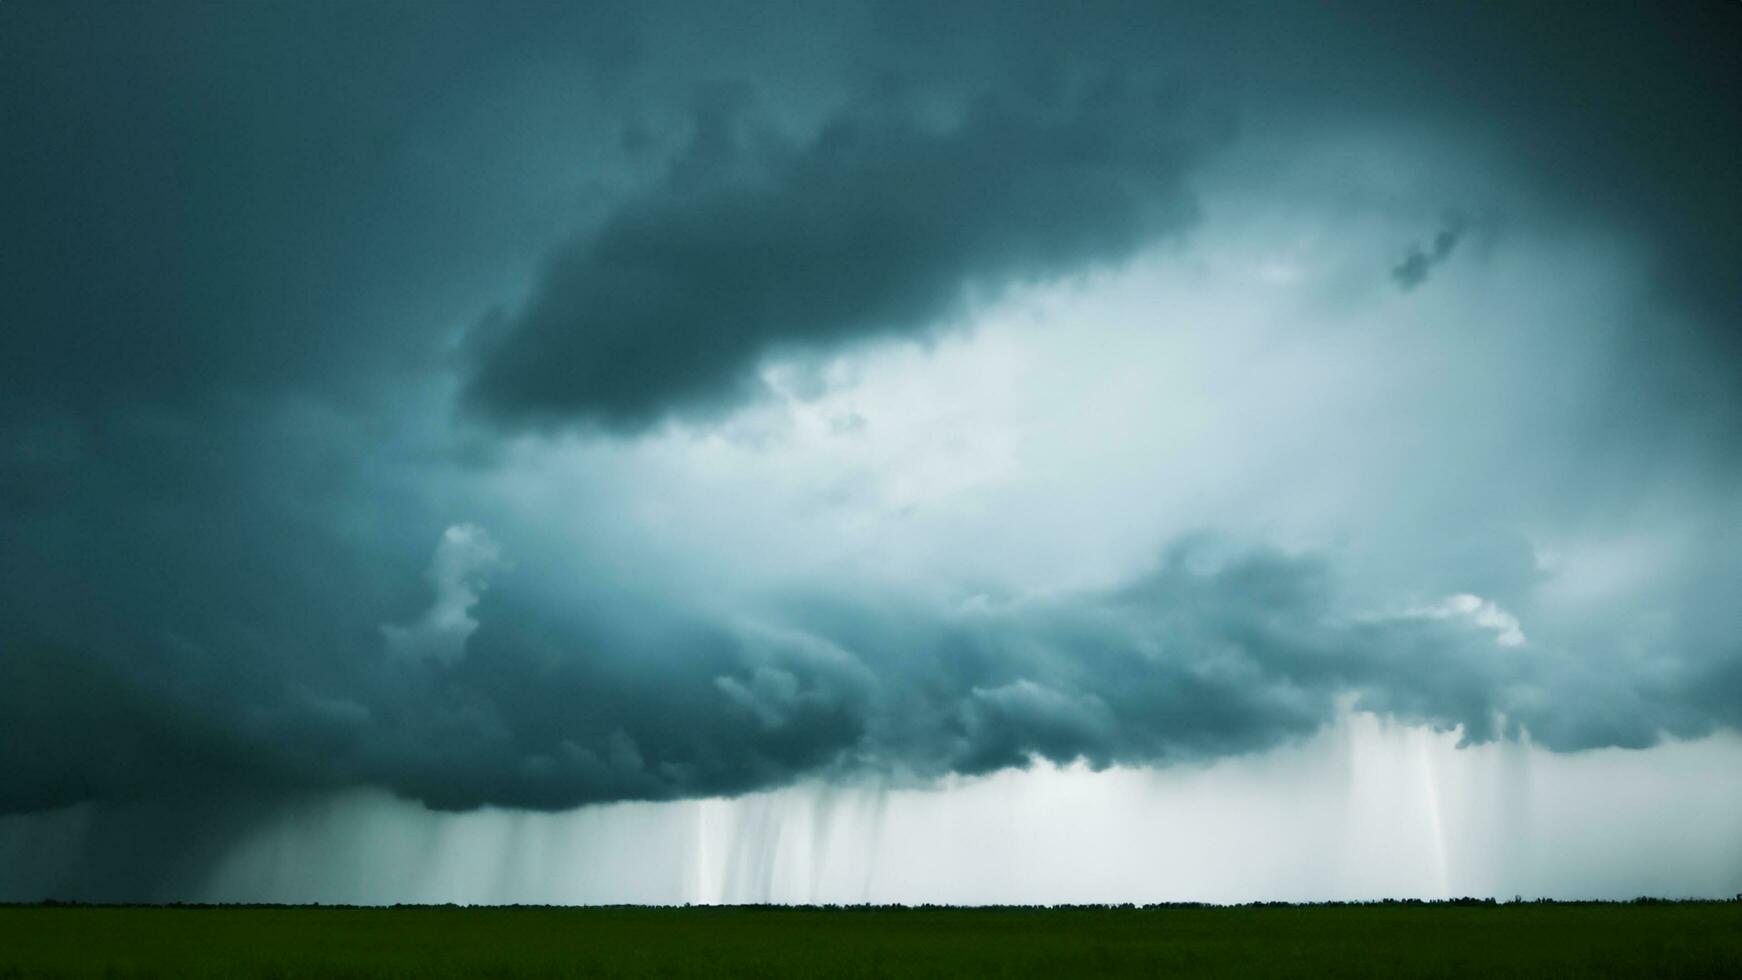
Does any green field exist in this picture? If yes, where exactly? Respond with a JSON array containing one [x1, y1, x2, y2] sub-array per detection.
[[1, 902, 1738, 979]]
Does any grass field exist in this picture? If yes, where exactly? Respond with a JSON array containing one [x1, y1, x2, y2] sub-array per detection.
[[1, 902, 1738, 978]]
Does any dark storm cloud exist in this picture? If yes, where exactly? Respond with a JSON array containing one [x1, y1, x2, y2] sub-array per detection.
[[458, 0, 1742, 432], [0, 0, 640, 421], [0, 0, 1738, 841], [463, 78, 1209, 431], [1290, 1, 1741, 355], [7, 535, 1736, 818], [0, 0, 640, 815]]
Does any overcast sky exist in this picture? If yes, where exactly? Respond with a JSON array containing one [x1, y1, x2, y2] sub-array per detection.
[[2, 0, 1739, 903]]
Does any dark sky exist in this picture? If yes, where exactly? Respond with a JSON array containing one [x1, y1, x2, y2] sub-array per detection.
[[1, 0, 1739, 898]]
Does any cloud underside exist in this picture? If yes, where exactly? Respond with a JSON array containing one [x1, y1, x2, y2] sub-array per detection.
[[463, 82, 1203, 431], [4, 538, 1731, 815]]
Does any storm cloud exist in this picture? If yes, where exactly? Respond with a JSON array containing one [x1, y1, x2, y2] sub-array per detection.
[[4, 525, 1735, 816], [0, 0, 1739, 905], [464, 79, 1208, 431]]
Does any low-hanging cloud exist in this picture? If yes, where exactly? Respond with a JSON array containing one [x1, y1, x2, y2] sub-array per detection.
[[463, 79, 1210, 432], [6, 532, 1735, 817]]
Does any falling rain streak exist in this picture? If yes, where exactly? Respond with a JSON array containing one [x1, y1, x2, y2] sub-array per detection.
[[3, 715, 1737, 905]]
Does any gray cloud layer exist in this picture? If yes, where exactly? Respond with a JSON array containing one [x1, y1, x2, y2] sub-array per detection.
[[4, 532, 1735, 816], [1, 0, 1738, 838], [464, 79, 1207, 431]]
